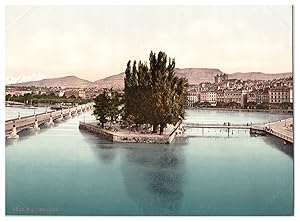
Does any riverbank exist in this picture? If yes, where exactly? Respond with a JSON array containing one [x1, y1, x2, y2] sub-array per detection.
[[189, 107, 293, 114], [250, 118, 293, 144], [79, 121, 182, 144]]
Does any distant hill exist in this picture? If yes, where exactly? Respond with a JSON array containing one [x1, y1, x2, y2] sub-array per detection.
[[91, 68, 223, 89], [90, 72, 125, 89], [8, 69, 292, 89], [8, 75, 92, 88], [229, 72, 292, 81], [174, 68, 223, 84], [91, 68, 292, 88]]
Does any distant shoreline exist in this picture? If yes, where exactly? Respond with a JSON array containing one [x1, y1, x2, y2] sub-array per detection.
[[188, 107, 293, 114]]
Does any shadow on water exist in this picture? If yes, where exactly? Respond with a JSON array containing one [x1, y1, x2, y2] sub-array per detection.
[[260, 135, 294, 159], [79, 129, 118, 165], [120, 143, 185, 215]]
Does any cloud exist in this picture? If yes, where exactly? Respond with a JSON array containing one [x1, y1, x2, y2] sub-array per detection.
[[6, 73, 47, 84]]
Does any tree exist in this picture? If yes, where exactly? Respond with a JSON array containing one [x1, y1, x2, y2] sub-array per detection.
[[107, 89, 123, 124], [247, 101, 257, 109], [93, 88, 123, 128], [124, 51, 188, 135], [226, 101, 239, 108], [5, 94, 12, 101], [257, 102, 269, 110], [93, 90, 110, 128]]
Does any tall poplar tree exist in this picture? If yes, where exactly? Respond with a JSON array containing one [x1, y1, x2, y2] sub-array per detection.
[[124, 51, 188, 134]]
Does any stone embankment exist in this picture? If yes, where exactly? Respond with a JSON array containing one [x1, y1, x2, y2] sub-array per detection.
[[79, 121, 183, 144]]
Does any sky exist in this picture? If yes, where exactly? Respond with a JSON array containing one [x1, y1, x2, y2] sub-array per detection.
[[6, 5, 292, 84]]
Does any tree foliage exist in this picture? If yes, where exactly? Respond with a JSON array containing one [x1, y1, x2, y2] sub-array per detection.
[[93, 88, 123, 128], [124, 51, 188, 134]]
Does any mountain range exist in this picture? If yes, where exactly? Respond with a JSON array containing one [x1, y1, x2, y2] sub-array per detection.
[[8, 68, 292, 89]]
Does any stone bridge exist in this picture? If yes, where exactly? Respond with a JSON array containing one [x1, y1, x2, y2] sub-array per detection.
[[5, 103, 94, 139]]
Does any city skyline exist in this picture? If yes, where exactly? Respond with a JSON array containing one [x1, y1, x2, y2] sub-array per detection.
[[6, 6, 292, 84]]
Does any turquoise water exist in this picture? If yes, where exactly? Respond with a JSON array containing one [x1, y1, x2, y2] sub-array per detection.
[[5, 109, 293, 215]]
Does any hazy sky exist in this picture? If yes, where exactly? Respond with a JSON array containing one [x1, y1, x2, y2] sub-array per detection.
[[6, 6, 292, 83]]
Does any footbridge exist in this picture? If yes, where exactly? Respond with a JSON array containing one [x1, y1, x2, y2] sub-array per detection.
[[5, 103, 94, 139], [183, 118, 293, 144], [184, 123, 252, 129]]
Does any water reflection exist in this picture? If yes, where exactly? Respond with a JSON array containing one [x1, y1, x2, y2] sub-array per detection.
[[79, 130, 118, 165], [121, 144, 185, 215], [93, 143, 118, 165], [262, 136, 293, 158]]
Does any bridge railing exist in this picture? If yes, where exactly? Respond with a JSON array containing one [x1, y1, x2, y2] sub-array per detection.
[[183, 122, 253, 127], [5, 103, 93, 134]]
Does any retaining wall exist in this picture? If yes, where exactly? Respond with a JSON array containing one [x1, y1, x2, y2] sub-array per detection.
[[79, 122, 180, 144]]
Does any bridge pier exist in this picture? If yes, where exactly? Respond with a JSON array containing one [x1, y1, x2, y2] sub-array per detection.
[[46, 115, 54, 125], [8, 122, 19, 139], [68, 110, 72, 118], [33, 119, 40, 131]]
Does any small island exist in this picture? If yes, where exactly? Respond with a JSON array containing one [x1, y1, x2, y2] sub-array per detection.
[[79, 51, 188, 144]]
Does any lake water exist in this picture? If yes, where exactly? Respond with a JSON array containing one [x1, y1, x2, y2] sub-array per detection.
[[5, 109, 293, 215], [5, 106, 51, 120]]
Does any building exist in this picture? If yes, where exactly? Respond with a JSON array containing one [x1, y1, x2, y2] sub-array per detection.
[[214, 73, 228, 83], [187, 88, 199, 107], [269, 87, 292, 104], [247, 91, 257, 103], [224, 90, 243, 105], [225, 79, 238, 89], [216, 90, 225, 103], [64, 90, 86, 99], [289, 87, 293, 103], [257, 89, 269, 104], [58, 90, 65, 97], [5, 90, 32, 96], [200, 91, 217, 104], [85, 91, 99, 99]]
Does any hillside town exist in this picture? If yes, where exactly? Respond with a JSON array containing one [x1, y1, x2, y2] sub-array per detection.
[[5, 72, 293, 111], [187, 73, 293, 110], [5, 86, 103, 100]]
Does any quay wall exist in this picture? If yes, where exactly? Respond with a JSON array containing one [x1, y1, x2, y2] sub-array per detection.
[[79, 122, 114, 141], [79, 122, 181, 144], [189, 107, 293, 114]]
